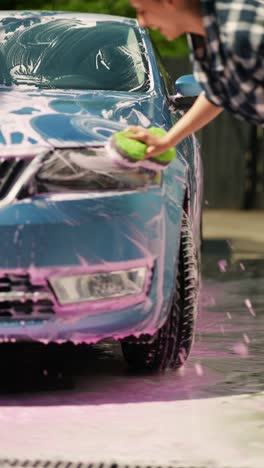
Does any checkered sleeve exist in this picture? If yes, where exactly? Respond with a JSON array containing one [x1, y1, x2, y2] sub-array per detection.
[[189, 0, 264, 126]]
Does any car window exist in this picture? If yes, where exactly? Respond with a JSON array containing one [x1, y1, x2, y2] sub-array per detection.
[[0, 18, 150, 92]]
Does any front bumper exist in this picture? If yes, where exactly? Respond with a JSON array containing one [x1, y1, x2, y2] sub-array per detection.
[[0, 185, 184, 342], [0, 254, 174, 343], [0, 265, 170, 344]]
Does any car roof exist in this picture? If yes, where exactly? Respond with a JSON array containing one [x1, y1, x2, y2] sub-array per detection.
[[0, 10, 138, 26]]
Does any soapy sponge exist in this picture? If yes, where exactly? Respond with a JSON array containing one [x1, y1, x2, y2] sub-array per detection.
[[108, 127, 176, 171]]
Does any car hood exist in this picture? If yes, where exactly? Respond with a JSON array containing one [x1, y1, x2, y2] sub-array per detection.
[[0, 87, 168, 156]]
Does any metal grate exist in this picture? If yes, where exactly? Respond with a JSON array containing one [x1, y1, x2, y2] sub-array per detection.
[[0, 158, 30, 200], [0, 274, 55, 320], [0, 460, 249, 468]]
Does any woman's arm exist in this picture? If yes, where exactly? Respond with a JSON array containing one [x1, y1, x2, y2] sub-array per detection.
[[127, 94, 224, 157]]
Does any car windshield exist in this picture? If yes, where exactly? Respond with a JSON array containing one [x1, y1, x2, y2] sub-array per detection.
[[0, 16, 150, 92]]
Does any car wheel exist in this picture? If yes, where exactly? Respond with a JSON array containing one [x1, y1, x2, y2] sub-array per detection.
[[121, 210, 199, 372]]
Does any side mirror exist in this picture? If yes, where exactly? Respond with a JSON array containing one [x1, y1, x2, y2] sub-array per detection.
[[169, 74, 202, 112], [175, 74, 202, 97]]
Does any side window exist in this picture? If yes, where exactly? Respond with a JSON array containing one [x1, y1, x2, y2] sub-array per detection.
[[126, 28, 146, 85]]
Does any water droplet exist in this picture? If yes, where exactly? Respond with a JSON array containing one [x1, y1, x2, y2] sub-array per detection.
[[218, 259, 227, 272], [232, 342, 248, 357], [243, 333, 250, 344], [245, 298, 256, 317], [195, 363, 204, 376]]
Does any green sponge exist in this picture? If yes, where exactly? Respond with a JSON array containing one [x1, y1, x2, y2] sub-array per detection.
[[109, 127, 176, 171]]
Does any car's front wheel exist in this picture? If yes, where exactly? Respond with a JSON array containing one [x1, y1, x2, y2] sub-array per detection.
[[121, 211, 199, 372]]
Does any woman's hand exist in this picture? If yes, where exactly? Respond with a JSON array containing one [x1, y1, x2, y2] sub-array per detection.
[[126, 95, 224, 159], [125, 125, 171, 158]]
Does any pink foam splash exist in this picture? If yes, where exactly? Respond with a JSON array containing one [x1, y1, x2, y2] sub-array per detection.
[[243, 333, 250, 344], [232, 342, 249, 357], [218, 259, 227, 272], [245, 298, 256, 317], [200, 294, 216, 307], [194, 363, 204, 376]]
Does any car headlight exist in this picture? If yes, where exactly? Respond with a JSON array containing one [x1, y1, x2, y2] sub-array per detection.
[[49, 267, 147, 305], [35, 148, 161, 192]]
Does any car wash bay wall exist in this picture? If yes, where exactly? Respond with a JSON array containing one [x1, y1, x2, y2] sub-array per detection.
[[164, 57, 264, 210]]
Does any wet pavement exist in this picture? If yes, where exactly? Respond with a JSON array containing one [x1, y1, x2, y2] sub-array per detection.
[[0, 211, 263, 467]]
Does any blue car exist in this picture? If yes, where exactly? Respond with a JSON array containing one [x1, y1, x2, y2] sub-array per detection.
[[0, 11, 203, 372]]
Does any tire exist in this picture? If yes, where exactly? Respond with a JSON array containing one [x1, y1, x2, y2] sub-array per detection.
[[121, 211, 199, 372]]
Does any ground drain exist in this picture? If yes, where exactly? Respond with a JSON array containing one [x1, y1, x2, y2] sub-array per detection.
[[0, 461, 253, 468]]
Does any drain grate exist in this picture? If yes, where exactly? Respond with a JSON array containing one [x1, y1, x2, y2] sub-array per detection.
[[0, 463, 111, 468], [0, 461, 253, 468], [0, 463, 127, 468]]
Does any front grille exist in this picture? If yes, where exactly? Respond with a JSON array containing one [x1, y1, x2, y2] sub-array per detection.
[[0, 158, 30, 200], [0, 274, 55, 320]]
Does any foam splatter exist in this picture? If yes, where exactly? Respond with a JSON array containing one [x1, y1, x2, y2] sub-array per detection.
[[218, 259, 227, 272], [245, 298, 256, 317]]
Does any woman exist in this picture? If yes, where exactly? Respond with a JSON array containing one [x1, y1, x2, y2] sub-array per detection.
[[127, 0, 264, 156]]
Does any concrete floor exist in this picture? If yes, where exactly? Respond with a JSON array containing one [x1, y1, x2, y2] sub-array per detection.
[[0, 210, 263, 468]]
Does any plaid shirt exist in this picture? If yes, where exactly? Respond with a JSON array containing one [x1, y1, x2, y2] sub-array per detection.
[[188, 0, 264, 126]]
